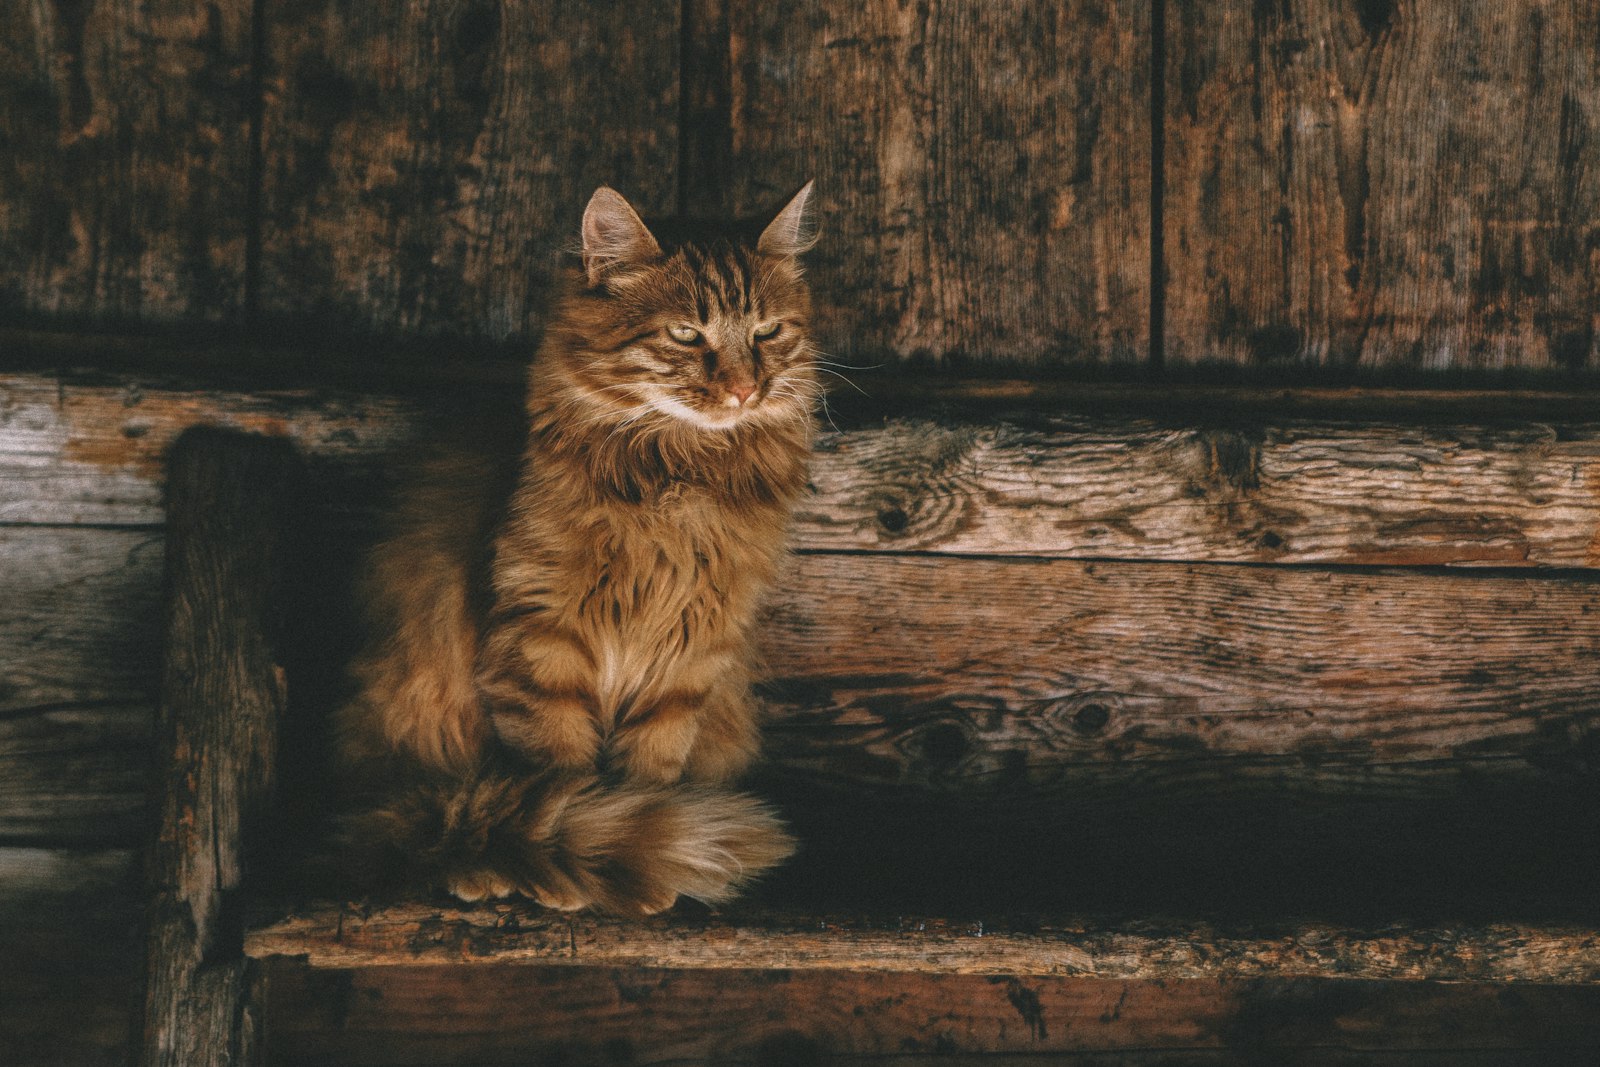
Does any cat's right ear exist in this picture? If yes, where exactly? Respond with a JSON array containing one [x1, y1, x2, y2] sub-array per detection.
[[581, 187, 662, 286]]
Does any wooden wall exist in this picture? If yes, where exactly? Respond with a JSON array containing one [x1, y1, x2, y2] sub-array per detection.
[[5, 0, 1600, 368]]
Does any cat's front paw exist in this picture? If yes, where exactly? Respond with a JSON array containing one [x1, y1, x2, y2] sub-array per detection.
[[445, 869, 518, 904], [531, 883, 593, 912]]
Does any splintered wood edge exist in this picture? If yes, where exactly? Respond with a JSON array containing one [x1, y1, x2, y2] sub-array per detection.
[[242, 903, 1600, 984]]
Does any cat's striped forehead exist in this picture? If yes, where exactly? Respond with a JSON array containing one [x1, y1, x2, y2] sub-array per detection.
[[672, 240, 767, 320]]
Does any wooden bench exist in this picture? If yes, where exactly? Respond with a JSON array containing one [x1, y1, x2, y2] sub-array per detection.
[[11, 345, 1600, 1062]]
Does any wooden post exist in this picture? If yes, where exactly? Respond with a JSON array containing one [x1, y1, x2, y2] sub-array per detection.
[[138, 429, 299, 1067]]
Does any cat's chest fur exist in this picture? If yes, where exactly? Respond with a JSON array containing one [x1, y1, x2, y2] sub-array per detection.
[[490, 449, 796, 724]]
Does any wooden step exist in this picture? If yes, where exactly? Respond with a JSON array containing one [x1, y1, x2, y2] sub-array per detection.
[[244, 901, 1600, 984]]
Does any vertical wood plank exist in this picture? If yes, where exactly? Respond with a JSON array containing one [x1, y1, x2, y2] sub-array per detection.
[[680, 0, 733, 218], [0, 0, 255, 323], [726, 0, 1151, 366], [257, 0, 679, 341], [1165, 0, 1600, 370], [138, 430, 296, 1067]]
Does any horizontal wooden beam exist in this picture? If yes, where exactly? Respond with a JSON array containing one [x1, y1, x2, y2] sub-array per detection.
[[245, 901, 1600, 984], [7, 518, 1600, 849], [761, 553, 1600, 792], [259, 959, 1600, 1065], [11, 521, 1600, 833], [6, 359, 1600, 567]]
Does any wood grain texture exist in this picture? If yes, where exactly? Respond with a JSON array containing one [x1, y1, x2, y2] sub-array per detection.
[[0, 848, 139, 1067], [0, 525, 155, 844], [0, 0, 254, 323], [801, 412, 1600, 566], [8, 365, 1600, 567], [727, 0, 1151, 365], [9, 522, 1599, 835], [257, 0, 678, 338], [1165, 0, 1600, 370], [139, 430, 297, 1067], [245, 901, 1600, 983], [759, 553, 1600, 794], [0, 370, 419, 526], [258, 961, 1600, 1065]]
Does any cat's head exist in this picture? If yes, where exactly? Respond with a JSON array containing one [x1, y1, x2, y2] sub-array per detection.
[[541, 184, 820, 433]]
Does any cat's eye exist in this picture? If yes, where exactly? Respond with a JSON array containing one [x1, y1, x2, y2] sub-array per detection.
[[667, 324, 702, 344], [753, 321, 780, 340]]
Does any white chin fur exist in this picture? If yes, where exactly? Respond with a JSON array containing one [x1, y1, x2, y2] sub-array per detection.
[[647, 393, 748, 431]]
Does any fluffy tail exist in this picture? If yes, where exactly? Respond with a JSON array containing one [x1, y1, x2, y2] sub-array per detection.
[[332, 770, 795, 916]]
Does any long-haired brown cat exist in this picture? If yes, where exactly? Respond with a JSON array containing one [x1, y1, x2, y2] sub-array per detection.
[[330, 184, 819, 915]]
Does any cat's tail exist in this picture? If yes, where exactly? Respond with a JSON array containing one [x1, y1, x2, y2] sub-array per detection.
[[331, 769, 795, 916]]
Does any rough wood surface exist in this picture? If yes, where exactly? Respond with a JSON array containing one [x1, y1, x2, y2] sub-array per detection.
[[258, 961, 1600, 1065], [0, 0, 254, 322], [1165, 1, 1600, 370], [759, 554, 1600, 794], [727, 0, 1151, 364], [801, 412, 1600, 565], [256, 0, 678, 338], [0, 370, 420, 526], [244, 901, 1600, 983], [138, 430, 297, 1067], [8, 364, 1600, 567], [10, 520, 1599, 841]]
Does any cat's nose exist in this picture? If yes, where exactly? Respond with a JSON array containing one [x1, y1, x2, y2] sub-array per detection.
[[727, 381, 757, 406]]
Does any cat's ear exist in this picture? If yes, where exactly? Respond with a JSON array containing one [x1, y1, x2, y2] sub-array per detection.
[[757, 181, 818, 257], [581, 187, 662, 286]]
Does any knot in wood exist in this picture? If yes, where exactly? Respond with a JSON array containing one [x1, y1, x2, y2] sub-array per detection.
[[1072, 703, 1110, 733], [1188, 428, 1263, 496]]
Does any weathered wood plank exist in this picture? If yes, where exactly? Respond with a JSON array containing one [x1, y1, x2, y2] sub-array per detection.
[[727, 0, 1151, 364], [0, 371, 419, 526], [0, 848, 139, 1067], [0, 526, 156, 842], [245, 902, 1600, 983], [0, 0, 254, 323], [801, 413, 1600, 565], [10, 522, 1599, 828], [1, 525, 161, 709], [759, 554, 1600, 794], [1165, 1, 1600, 370], [256, 0, 679, 338], [139, 430, 296, 1067], [7, 366, 1600, 567], [258, 961, 1600, 1065]]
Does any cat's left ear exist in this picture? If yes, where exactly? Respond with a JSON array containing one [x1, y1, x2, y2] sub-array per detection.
[[757, 181, 818, 258], [582, 187, 663, 286]]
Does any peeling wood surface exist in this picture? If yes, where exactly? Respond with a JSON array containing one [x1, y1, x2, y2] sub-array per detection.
[[802, 414, 1600, 566], [259, 960, 1600, 1065], [244, 901, 1600, 983], [256, 0, 679, 338], [0, 0, 254, 322], [6, 366, 1600, 567], [728, 0, 1151, 364], [1165, 1, 1600, 370], [0, 371, 419, 526]]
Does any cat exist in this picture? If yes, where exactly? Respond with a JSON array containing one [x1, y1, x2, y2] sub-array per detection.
[[329, 183, 821, 916]]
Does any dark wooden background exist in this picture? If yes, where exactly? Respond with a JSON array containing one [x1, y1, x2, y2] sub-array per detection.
[[5, 0, 1600, 369], [6, 1, 1600, 1064]]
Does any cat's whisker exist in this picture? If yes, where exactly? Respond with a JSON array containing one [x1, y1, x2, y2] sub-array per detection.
[[809, 366, 870, 396], [810, 357, 883, 371]]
